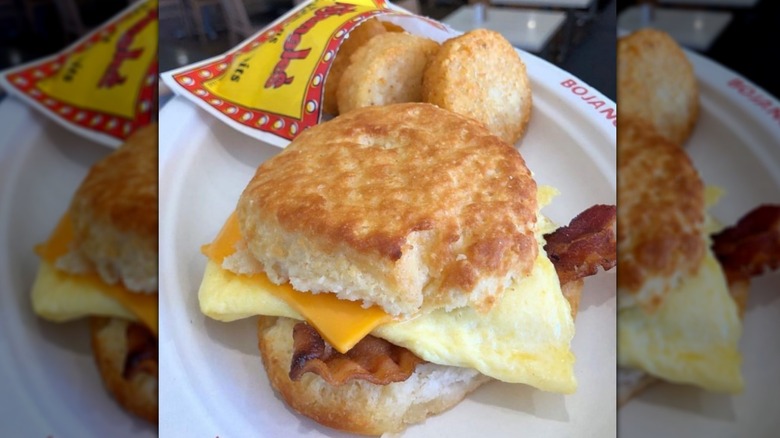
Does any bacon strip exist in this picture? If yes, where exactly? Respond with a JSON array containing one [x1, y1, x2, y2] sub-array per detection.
[[123, 322, 158, 380], [289, 205, 617, 385], [544, 204, 617, 285], [289, 323, 424, 386], [712, 204, 780, 283]]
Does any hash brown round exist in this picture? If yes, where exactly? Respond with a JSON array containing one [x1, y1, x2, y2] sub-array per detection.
[[337, 32, 439, 114], [422, 29, 532, 145], [323, 18, 387, 115], [618, 28, 699, 146]]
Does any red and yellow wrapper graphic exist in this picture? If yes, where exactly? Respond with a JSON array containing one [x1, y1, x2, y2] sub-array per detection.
[[166, 0, 410, 144], [0, 0, 158, 147]]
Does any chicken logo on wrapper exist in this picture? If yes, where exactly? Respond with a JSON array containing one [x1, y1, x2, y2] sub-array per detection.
[[0, 0, 158, 147], [162, 0, 540, 149], [165, 0, 403, 146]]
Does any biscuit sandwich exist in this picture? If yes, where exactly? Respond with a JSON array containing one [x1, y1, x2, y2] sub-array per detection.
[[198, 103, 616, 434], [31, 124, 158, 423], [616, 30, 780, 405]]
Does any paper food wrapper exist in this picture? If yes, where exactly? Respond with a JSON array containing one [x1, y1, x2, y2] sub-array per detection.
[[161, 0, 461, 148], [0, 0, 158, 148]]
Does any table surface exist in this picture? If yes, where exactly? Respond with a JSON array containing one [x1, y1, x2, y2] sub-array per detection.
[[618, 6, 733, 52], [490, 0, 595, 9], [659, 0, 759, 7], [442, 6, 567, 53], [617, 1, 778, 100]]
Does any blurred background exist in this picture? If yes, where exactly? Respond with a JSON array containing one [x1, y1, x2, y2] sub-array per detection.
[[2, 0, 779, 101], [153, 0, 617, 99], [0, 0, 131, 68], [0, 0, 618, 100], [617, 0, 779, 98]]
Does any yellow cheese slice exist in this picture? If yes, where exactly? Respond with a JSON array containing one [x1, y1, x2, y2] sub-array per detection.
[[202, 213, 391, 353], [199, 251, 577, 392], [35, 214, 158, 335]]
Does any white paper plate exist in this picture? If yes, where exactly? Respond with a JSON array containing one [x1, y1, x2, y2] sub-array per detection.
[[0, 97, 156, 436], [618, 51, 780, 435], [159, 49, 617, 437]]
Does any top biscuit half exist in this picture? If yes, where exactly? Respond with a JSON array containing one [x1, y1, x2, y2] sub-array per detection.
[[64, 123, 159, 294], [617, 118, 705, 312], [237, 103, 539, 317]]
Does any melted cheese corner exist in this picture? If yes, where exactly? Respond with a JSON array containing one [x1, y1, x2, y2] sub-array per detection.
[[31, 214, 158, 336], [32, 261, 138, 328], [618, 250, 742, 392], [198, 263, 391, 353]]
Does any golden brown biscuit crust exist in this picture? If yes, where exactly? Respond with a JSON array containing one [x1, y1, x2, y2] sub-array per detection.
[[258, 276, 581, 433], [68, 123, 158, 293], [323, 19, 387, 115], [617, 118, 705, 311], [238, 103, 538, 316], [618, 28, 699, 145], [422, 29, 532, 145], [90, 317, 158, 423], [257, 316, 491, 436]]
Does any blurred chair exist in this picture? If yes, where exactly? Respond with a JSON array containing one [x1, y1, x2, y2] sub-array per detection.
[[187, 0, 222, 41], [393, 0, 420, 14], [659, 0, 758, 7], [442, 2, 567, 60], [23, 0, 52, 36], [0, 0, 21, 26], [488, 0, 600, 60], [159, 0, 193, 39], [219, 0, 255, 45], [0, 0, 22, 50], [52, 0, 86, 37], [0, 0, 20, 19], [25, 0, 86, 38], [618, 5, 732, 51]]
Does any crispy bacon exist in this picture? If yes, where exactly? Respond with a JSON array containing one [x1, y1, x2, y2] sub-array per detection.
[[289, 323, 424, 386], [123, 322, 158, 380], [288, 205, 618, 385], [712, 204, 780, 283], [544, 204, 617, 285]]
